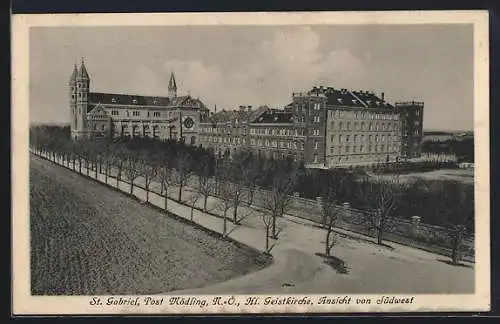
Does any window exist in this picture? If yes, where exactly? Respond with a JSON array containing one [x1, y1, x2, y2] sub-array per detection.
[[354, 134, 358, 142], [346, 135, 350, 142], [111, 110, 119, 116], [314, 103, 321, 110], [339, 135, 343, 142], [346, 122, 351, 130], [314, 141, 318, 149], [346, 146, 350, 153], [339, 122, 343, 130], [153, 112, 160, 117], [133, 111, 140, 117], [330, 134, 335, 142], [314, 116, 320, 123], [354, 122, 358, 130]]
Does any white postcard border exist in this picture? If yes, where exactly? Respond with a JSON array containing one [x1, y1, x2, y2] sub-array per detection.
[[12, 11, 490, 314]]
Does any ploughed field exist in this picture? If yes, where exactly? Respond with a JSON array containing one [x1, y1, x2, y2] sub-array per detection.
[[30, 156, 270, 295]]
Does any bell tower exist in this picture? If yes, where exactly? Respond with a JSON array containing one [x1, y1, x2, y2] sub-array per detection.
[[73, 58, 90, 139], [168, 72, 177, 99], [69, 63, 78, 139]]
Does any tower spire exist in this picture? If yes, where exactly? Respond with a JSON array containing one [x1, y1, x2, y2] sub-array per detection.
[[78, 57, 89, 80], [70, 63, 78, 83], [168, 72, 177, 98]]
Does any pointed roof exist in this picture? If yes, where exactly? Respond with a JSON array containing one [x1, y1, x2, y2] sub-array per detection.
[[70, 64, 78, 82], [77, 57, 89, 80], [168, 72, 177, 90]]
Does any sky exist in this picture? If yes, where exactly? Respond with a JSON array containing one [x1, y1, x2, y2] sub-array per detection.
[[29, 24, 473, 131]]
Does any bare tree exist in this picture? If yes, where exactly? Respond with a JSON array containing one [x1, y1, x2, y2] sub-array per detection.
[[439, 180, 473, 265], [216, 180, 233, 237], [123, 154, 140, 195], [174, 151, 192, 202], [318, 196, 340, 257], [261, 210, 273, 254], [199, 168, 214, 213], [157, 163, 174, 211], [139, 156, 158, 203], [186, 191, 202, 221], [357, 176, 404, 245], [262, 168, 298, 239]]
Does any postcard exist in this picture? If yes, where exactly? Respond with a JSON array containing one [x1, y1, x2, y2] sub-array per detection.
[[12, 10, 490, 314]]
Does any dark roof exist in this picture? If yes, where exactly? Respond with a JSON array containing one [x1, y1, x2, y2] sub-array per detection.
[[203, 108, 254, 125], [252, 110, 294, 124], [309, 86, 394, 109], [89, 92, 171, 106]]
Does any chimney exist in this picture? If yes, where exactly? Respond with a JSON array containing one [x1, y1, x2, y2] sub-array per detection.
[[239, 105, 245, 111], [381, 92, 385, 100]]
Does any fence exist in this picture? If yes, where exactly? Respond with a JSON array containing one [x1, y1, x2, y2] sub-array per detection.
[[32, 148, 475, 262], [187, 173, 474, 262]]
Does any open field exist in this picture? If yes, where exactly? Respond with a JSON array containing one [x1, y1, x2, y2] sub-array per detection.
[[371, 168, 474, 184], [30, 156, 271, 295]]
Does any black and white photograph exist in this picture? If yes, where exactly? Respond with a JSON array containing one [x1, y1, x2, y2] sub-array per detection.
[[12, 11, 490, 314]]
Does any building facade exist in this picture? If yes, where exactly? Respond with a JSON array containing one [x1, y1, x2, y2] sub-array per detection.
[[198, 105, 307, 161], [396, 101, 424, 159], [69, 59, 209, 144], [199, 86, 424, 168]]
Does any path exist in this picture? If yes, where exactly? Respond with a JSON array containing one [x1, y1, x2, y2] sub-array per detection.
[[33, 151, 475, 294]]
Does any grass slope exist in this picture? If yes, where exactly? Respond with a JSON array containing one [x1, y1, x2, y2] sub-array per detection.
[[30, 156, 270, 295]]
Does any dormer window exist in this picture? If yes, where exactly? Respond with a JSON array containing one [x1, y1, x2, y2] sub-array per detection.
[[376, 101, 380, 105], [352, 99, 357, 104], [259, 117, 263, 121], [366, 100, 371, 105], [153, 100, 158, 105], [274, 116, 278, 121], [111, 98, 117, 103], [132, 99, 138, 104], [337, 98, 343, 103]]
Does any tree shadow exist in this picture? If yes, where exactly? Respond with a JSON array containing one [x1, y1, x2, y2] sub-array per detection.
[[436, 258, 474, 269], [315, 252, 349, 274]]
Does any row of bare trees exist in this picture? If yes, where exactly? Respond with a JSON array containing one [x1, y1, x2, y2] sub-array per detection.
[[30, 125, 473, 264]]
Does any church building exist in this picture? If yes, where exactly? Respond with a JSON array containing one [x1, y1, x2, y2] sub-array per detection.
[[69, 58, 209, 146]]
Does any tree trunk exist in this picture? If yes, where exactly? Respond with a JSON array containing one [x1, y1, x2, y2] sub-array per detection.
[[203, 195, 208, 212], [233, 203, 238, 224], [79, 158, 82, 174], [95, 162, 98, 178], [164, 192, 169, 211], [223, 209, 227, 236], [145, 183, 150, 202], [72, 158, 75, 171], [116, 171, 120, 188], [190, 206, 194, 221], [86, 160, 89, 176], [451, 233, 463, 265], [178, 183, 183, 201], [272, 212, 277, 239], [377, 226, 384, 245], [105, 163, 108, 184], [265, 226, 270, 252], [130, 180, 134, 195], [325, 229, 331, 256]]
